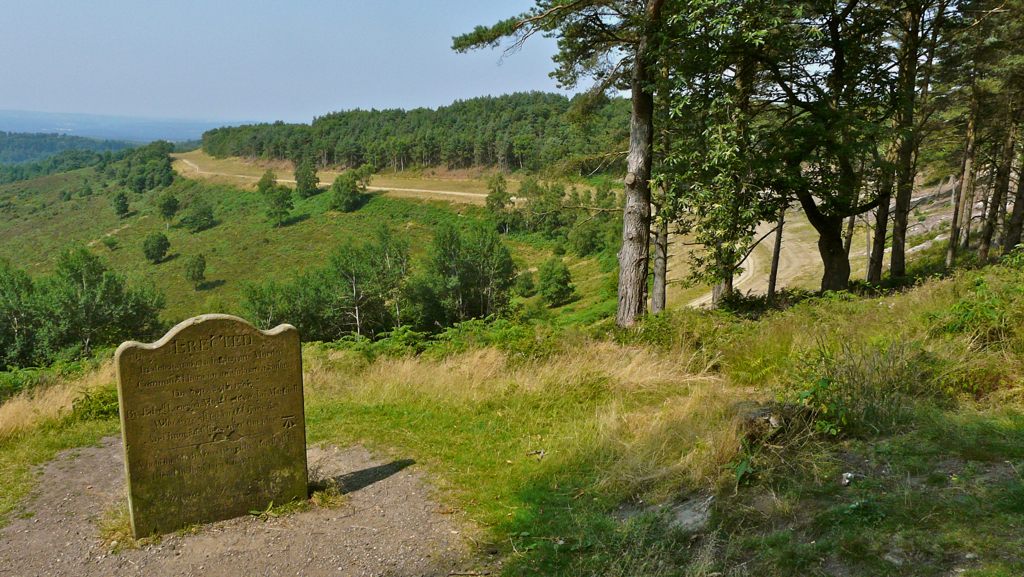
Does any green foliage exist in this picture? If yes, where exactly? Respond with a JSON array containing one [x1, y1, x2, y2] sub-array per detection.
[[115, 141, 176, 195], [256, 169, 277, 196], [201, 93, 629, 175], [156, 192, 179, 225], [179, 196, 215, 233], [537, 257, 576, 307], [111, 191, 128, 217], [514, 270, 536, 297], [68, 383, 120, 422], [0, 248, 164, 367], [262, 183, 293, 227], [931, 273, 1024, 348], [293, 157, 320, 199], [101, 236, 119, 251], [242, 226, 410, 339], [0, 132, 134, 166], [184, 253, 206, 290], [796, 340, 935, 437], [0, 367, 50, 403], [141, 232, 170, 264], [241, 223, 518, 339], [328, 173, 363, 212], [411, 222, 517, 329]]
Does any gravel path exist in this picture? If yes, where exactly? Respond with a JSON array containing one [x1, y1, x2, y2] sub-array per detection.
[[0, 437, 495, 577]]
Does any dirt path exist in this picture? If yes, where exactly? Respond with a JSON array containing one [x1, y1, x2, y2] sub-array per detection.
[[177, 159, 487, 203], [684, 215, 823, 308], [0, 437, 493, 577]]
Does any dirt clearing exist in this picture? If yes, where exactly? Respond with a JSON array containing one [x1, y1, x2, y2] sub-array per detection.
[[0, 437, 492, 577]]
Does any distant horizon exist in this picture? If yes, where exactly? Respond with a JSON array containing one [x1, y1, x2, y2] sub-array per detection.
[[0, 2, 567, 123], [0, 87, 588, 143]]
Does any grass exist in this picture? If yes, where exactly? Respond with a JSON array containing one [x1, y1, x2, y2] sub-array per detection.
[[300, 336, 746, 574]]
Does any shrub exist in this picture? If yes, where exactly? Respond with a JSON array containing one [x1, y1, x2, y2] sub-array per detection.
[[795, 339, 934, 436], [514, 270, 536, 297], [537, 257, 575, 307], [142, 232, 170, 263], [180, 197, 215, 232], [328, 174, 364, 212], [184, 253, 206, 289]]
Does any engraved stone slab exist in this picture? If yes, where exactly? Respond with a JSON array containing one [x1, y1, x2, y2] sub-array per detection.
[[115, 314, 307, 537]]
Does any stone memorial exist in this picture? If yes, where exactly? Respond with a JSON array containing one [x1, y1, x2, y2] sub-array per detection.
[[115, 314, 308, 537]]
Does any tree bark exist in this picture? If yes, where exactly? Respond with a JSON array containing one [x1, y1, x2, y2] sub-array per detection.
[[960, 163, 978, 252], [867, 188, 892, 284], [947, 100, 976, 266], [794, 187, 853, 291], [616, 0, 663, 328], [843, 186, 860, 255], [818, 217, 851, 292], [651, 217, 668, 314], [768, 207, 786, 297], [889, 5, 922, 279], [1003, 149, 1024, 253], [712, 276, 733, 306], [980, 123, 1016, 261]]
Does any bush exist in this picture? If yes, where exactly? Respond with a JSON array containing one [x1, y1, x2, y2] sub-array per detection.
[[1, 248, 165, 367], [795, 339, 935, 436], [142, 232, 170, 263], [328, 174, 364, 212], [101, 236, 119, 251], [180, 197, 215, 232], [537, 257, 575, 307], [184, 253, 206, 289], [514, 270, 536, 297], [112, 191, 129, 217]]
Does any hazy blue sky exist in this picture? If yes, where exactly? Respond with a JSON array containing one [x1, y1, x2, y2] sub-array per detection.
[[0, 1, 568, 123]]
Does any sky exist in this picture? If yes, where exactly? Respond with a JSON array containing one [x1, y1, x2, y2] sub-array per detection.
[[0, 1, 569, 124]]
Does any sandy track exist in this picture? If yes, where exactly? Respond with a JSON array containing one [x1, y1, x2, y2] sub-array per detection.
[[177, 159, 487, 201], [684, 215, 823, 308]]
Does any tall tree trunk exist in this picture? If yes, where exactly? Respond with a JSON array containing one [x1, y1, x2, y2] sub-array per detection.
[[867, 188, 892, 284], [843, 187, 860, 255], [819, 218, 851, 292], [980, 122, 1017, 261], [1004, 153, 1024, 252], [960, 163, 978, 252], [947, 100, 976, 266], [616, 0, 663, 328], [796, 189, 852, 292], [651, 217, 668, 314], [890, 5, 923, 278], [768, 207, 786, 297]]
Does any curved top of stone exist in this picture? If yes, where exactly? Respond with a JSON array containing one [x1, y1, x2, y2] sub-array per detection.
[[115, 314, 296, 357]]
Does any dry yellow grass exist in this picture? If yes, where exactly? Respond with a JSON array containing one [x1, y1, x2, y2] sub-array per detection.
[[0, 362, 115, 443], [303, 337, 750, 494]]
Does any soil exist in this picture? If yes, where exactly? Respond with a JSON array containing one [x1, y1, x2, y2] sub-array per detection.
[[0, 437, 496, 577]]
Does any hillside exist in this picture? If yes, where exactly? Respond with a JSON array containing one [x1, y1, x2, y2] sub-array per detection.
[[0, 131, 136, 166], [0, 149, 621, 330], [3, 247, 1024, 575]]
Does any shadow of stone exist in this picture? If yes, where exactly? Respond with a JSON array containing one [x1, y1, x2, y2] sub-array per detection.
[[311, 459, 416, 495]]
